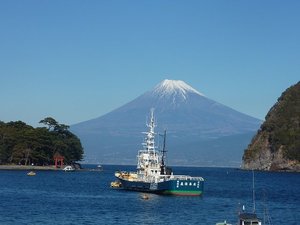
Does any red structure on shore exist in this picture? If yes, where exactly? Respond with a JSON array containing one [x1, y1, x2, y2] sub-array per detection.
[[54, 152, 64, 168]]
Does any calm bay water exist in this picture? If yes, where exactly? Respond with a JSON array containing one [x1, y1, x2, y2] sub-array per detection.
[[0, 165, 299, 225]]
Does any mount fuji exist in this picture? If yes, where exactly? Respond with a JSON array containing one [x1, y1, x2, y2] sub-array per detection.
[[71, 79, 261, 167]]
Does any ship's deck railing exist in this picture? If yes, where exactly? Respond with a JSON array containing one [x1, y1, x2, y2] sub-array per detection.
[[160, 174, 204, 181], [138, 149, 158, 154]]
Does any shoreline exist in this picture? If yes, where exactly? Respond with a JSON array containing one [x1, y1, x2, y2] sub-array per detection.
[[0, 165, 103, 172], [0, 165, 61, 171]]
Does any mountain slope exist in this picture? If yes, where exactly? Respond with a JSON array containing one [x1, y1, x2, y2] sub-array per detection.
[[242, 81, 300, 171], [71, 79, 261, 166]]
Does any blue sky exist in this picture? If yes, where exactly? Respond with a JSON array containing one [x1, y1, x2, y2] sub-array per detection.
[[0, 0, 299, 127]]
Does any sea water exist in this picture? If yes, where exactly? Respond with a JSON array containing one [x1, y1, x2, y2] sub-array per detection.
[[0, 165, 299, 225]]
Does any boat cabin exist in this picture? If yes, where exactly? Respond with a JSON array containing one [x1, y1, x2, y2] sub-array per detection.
[[238, 213, 262, 225]]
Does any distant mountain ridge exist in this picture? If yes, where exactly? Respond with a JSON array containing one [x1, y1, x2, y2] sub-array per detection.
[[71, 79, 261, 167]]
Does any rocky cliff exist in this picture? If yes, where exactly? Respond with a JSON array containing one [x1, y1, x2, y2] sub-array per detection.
[[242, 81, 300, 171]]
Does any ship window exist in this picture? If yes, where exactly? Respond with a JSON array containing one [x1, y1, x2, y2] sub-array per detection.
[[185, 182, 188, 186], [193, 183, 196, 186], [180, 182, 184, 186]]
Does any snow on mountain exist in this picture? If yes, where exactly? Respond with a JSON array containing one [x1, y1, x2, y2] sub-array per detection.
[[153, 79, 204, 100], [71, 79, 261, 167]]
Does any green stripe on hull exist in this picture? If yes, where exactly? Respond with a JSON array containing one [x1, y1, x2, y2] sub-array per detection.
[[162, 190, 203, 196]]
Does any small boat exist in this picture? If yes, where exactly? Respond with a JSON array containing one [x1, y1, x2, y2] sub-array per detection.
[[110, 181, 122, 188], [216, 205, 262, 225], [238, 211, 262, 225], [63, 165, 75, 172], [114, 109, 204, 196], [216, 171, 264, 225], [141, 194, 150, 200], [237, 171, 263, 225], [216, 206, 262, 225], [27, 171, 36, 176], [95, 165, 103, 171]]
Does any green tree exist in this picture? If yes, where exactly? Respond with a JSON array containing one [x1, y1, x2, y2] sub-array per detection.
[[0, 118, 84, 165], [39, 117, 59, 131]]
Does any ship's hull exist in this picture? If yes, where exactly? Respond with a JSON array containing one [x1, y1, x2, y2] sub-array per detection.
[[117, 177, 204, 196], [113, 111, 204, 196]]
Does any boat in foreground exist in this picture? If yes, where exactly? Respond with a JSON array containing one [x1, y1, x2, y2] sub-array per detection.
[[216, 206, 262, 225], [216, 171, 264, 225], [114, 109, 204, 196], [238, 211, 262, 225]]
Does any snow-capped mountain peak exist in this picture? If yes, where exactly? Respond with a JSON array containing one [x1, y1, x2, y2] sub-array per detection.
[[153, 79, 204, 99], [71, 78, 261, 167]]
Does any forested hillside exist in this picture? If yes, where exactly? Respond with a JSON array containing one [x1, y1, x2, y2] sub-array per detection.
[[0, 117, 83, 166], [242, 81, 300, 171]]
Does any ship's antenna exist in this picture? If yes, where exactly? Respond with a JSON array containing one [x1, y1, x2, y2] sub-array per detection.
[[159, 130, 167, 175], [252, 170, 256, 213], [162, 130, 167, 165]]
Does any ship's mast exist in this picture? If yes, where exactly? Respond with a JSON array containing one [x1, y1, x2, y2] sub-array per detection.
[[137, 109, 163, 181], [145, 108, 156, 152], [160, 130, 167, 175]]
